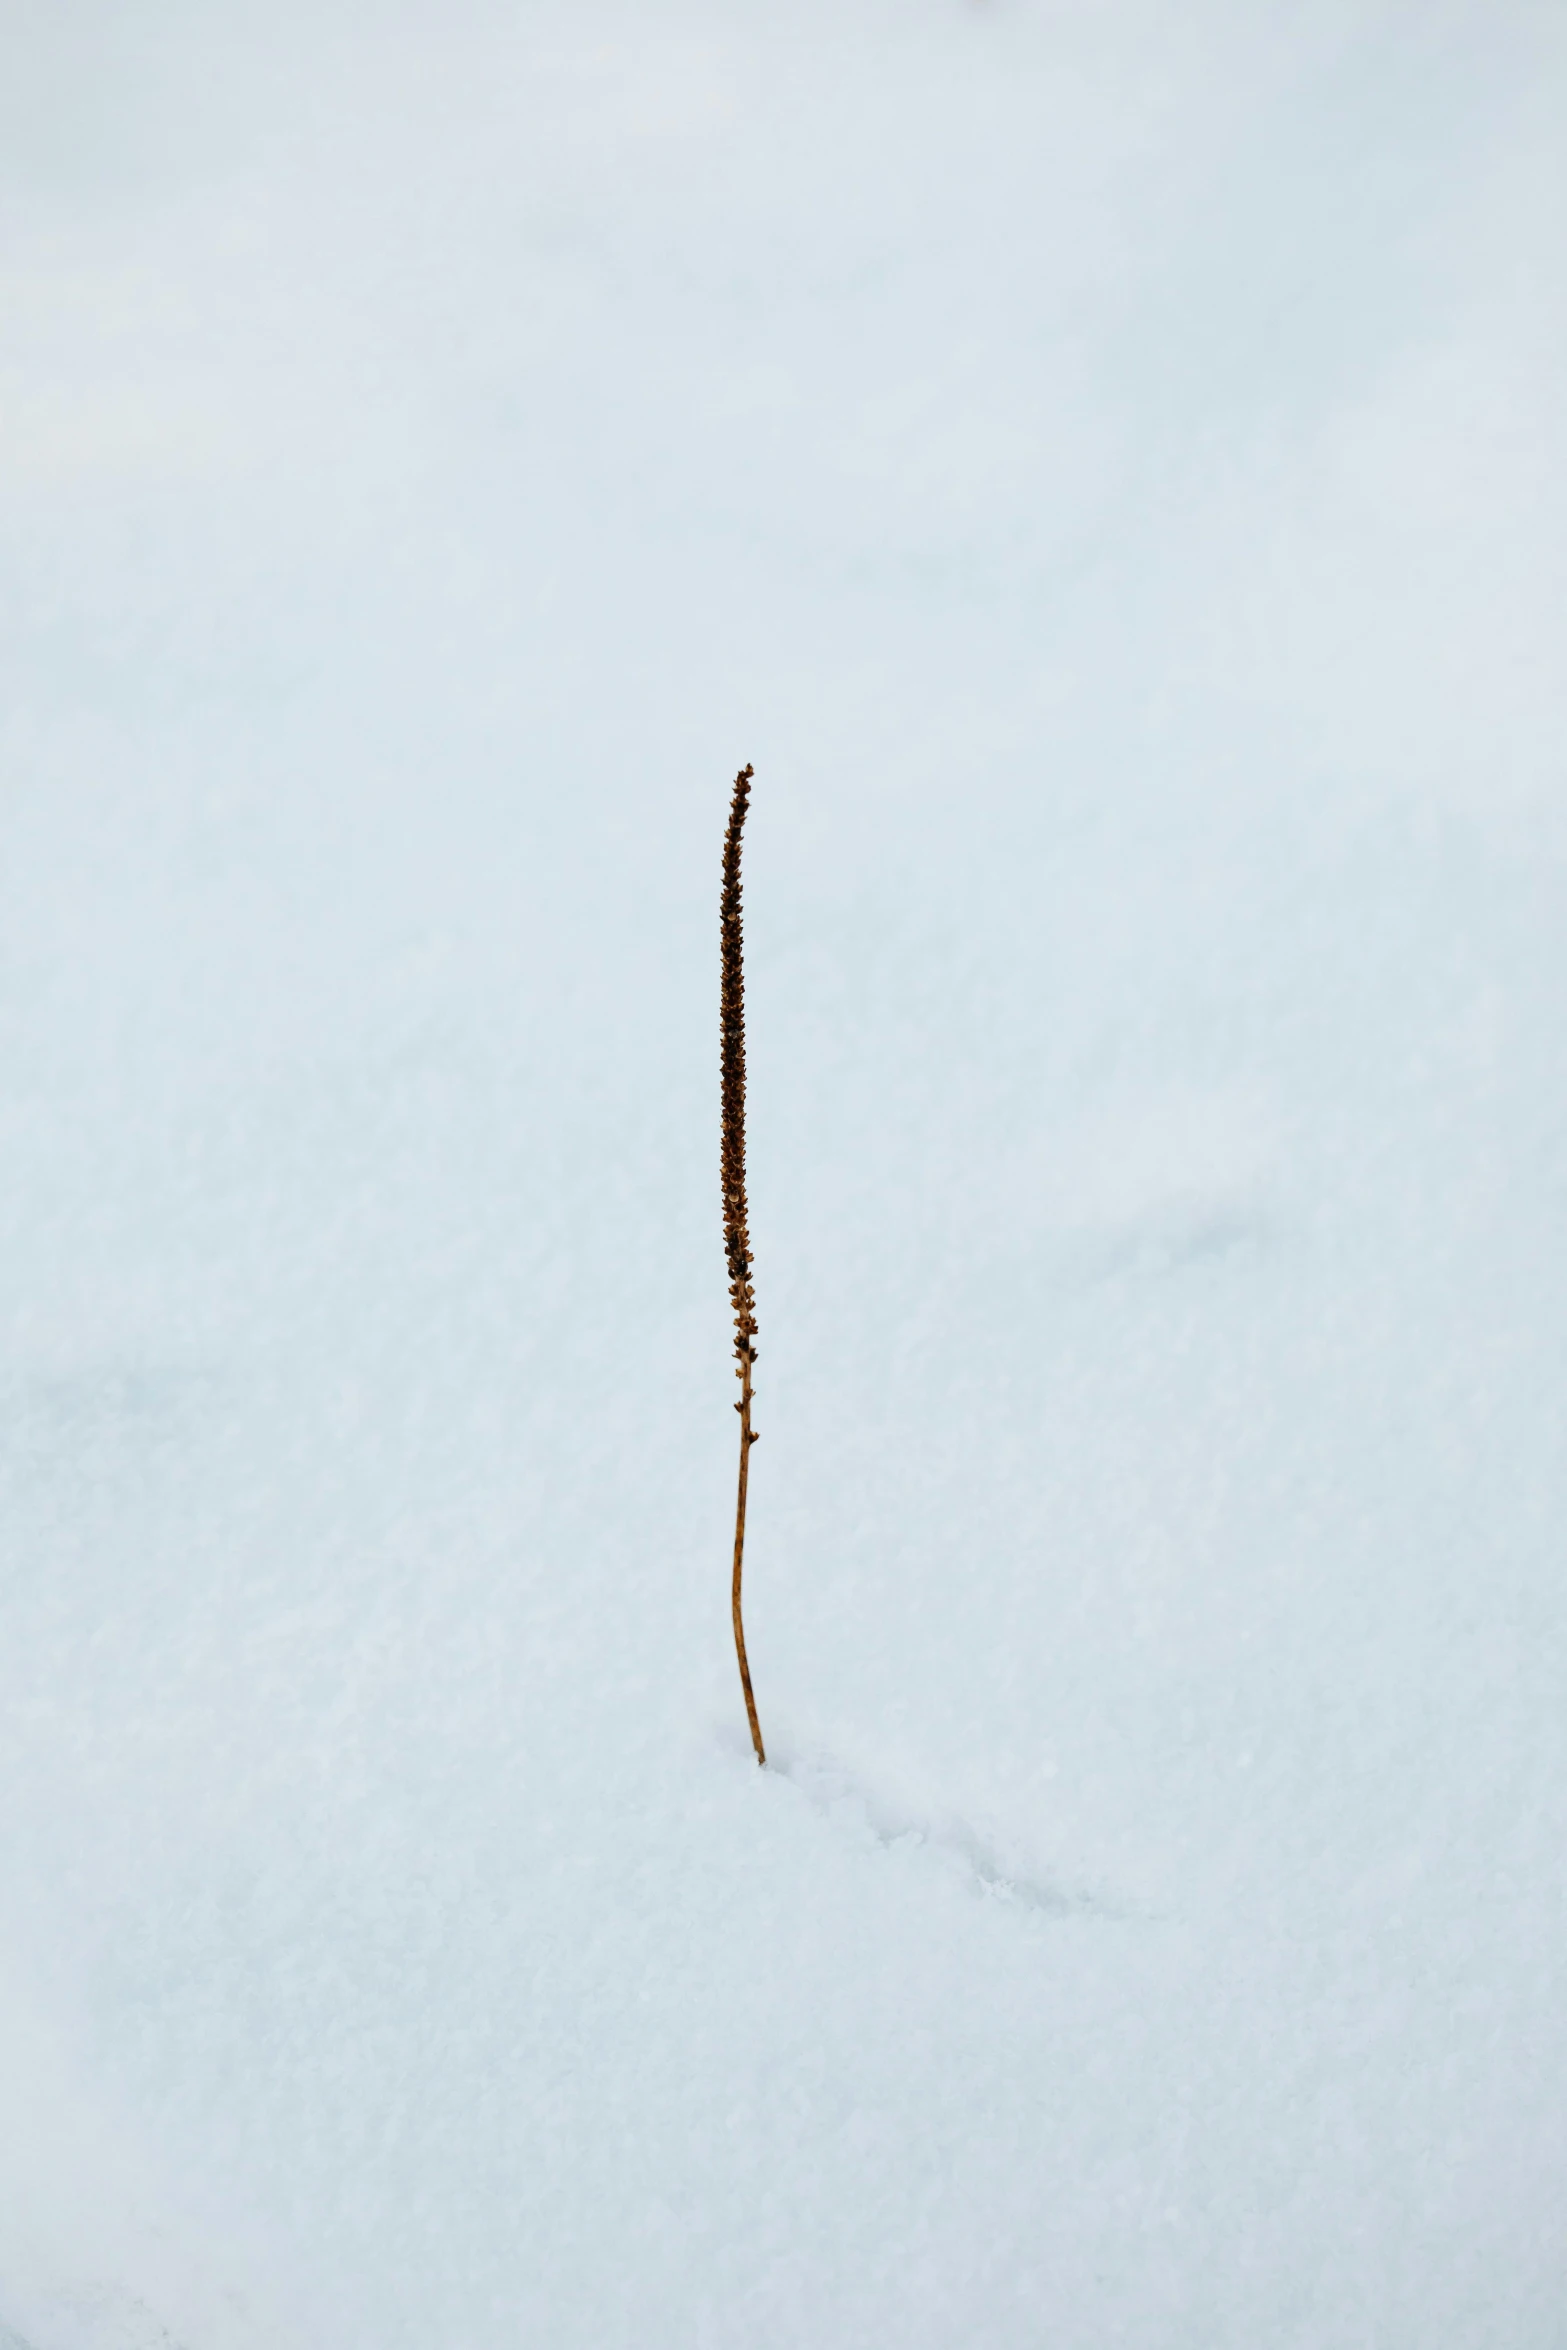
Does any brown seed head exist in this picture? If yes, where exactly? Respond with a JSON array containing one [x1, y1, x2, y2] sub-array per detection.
[[720, 764, 757, 1371]]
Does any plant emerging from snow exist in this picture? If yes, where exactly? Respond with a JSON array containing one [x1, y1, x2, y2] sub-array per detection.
[[720, 763, 766, 1766]]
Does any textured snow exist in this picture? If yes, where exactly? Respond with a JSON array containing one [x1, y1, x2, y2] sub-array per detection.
[[2, 2, 1565, 2344]]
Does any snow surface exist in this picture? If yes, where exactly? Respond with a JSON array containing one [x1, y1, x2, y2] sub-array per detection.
[[2, 1, 1566, 2343]]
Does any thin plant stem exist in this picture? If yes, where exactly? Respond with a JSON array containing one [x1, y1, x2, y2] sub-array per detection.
[[721, 763, 765, 1767]]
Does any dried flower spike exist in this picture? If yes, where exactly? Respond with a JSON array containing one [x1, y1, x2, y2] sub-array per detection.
[[721, 763, 765, 1766]]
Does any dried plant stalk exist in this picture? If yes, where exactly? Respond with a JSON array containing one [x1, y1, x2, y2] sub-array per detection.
[[721, 763, 765, 1767]]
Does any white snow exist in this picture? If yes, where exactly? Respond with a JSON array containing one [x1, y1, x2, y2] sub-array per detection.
[[2, 2, 1565, 2344]]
